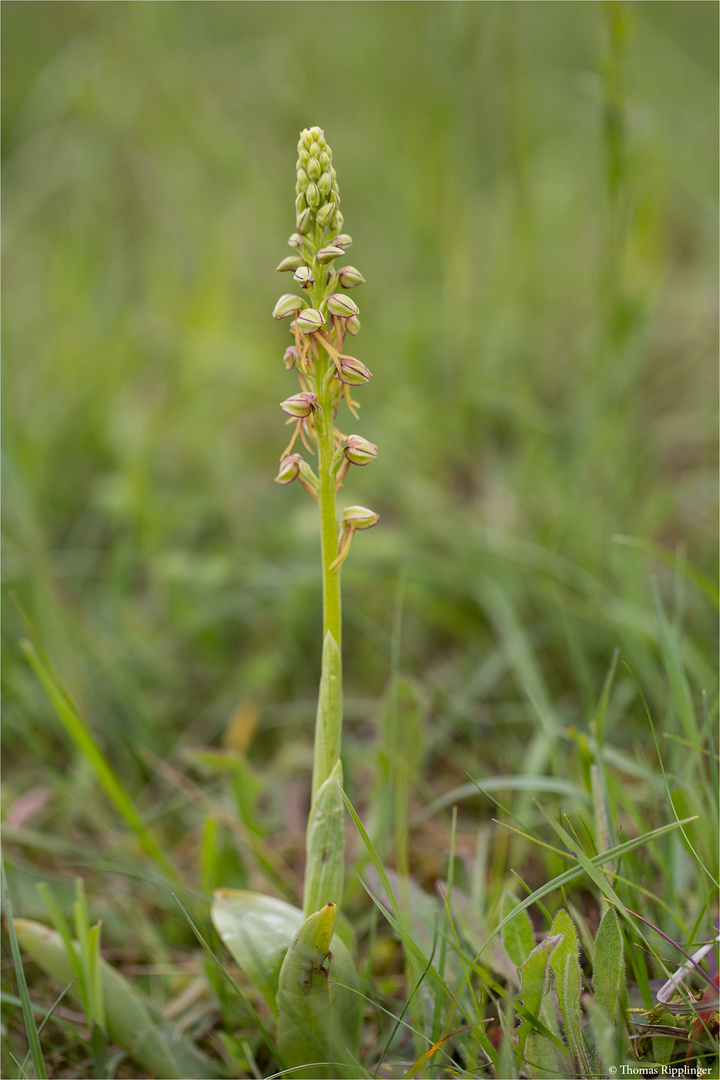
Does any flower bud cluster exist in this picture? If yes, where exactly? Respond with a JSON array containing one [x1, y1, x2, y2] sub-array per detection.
[[273, 127, 378, 568]]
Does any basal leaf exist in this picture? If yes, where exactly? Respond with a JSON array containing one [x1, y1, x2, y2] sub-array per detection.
[[514, 933, 560, 1062], [211, 889, 303, 1016], [14, 919, 214, 1079], [548, 908, 588, 1075], [593, 906, 624, 1023], [277, 903, 361, 1079]]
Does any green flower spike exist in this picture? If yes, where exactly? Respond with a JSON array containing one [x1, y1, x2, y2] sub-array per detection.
[[212, 127, 372, 1079]]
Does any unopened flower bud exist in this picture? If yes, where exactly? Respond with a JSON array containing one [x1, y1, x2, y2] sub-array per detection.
[[319, 150, 331, 169], [293, 266, 314, 288], [299, 147, 310, 165], [296, 308, 325, 334], [288, 233, 303, 249], [316, 245, 345, 264], [341, 505, 379, 530], [295, 192, 307, 215], [273, 293, 304, 319], [327, 293, 359, 318], [298, 460, 320, 498], [296, 168, 309, 190], [280, 392, 318, 418], [283, 345, 298, 370], [338, 356, 372, 385], [318, 171, 332, 198], [307, 157, 321, 182], [342, 435, 378, 466], [275, 454, 302, 484], [335, 211, 344, 231], [332, 234, 352, 250], [276, 255, 305, 272], [337, 265, 365, 289], [309, 140, 322, 158], [296, 207, 313, 234], [316, 202, 337, 229], [306, 181, 320, 208], [345, 315, 361, 336]]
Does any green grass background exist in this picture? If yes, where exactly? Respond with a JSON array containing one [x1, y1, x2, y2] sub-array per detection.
[[2, 0, 718, 1046]]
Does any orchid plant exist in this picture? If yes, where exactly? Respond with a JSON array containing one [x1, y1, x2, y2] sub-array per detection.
[[211, 126, 377, 1077]]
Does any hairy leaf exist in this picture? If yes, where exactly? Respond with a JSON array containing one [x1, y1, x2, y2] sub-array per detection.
[[593, 906, 624, 1023], [514, 933, 560, 1062], [548, 908, 588, 1075]]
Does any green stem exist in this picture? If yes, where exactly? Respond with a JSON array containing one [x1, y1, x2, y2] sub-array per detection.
[[315, 349, 342, 653]]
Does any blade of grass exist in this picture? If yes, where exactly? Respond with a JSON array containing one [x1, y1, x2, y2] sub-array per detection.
[[2, 859, 48, 1080], [624, 661, 718, 888], [171, 892, 279, 1068], [20, 638, 178, 880], [468, 815, 696, 975], [612, 535, 719, 608]]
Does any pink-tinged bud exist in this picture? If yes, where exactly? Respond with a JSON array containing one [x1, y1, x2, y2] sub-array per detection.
[[273, 294, 304, 320], [341, 505, 379, 530], [296, 308, 325, 334], [327, 293, 359, 318], [316, 202, 337, 229], [316, 245, 345, 264], [343, 435, 378, 466], [283, 345, 298, 370], [280, 392, 318, 418], [337, 265, 365, 289], [296, 207, 313, 234], [338, 356, 372, 385], [275, 454, 302, 484], [332, 234, 353, 250], [276, 255, 305, 272], [293, 266, 314, 288], [345, 315, 361, 336], [288, 233, 303, 249]]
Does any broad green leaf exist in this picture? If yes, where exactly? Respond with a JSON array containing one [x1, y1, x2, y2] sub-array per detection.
[[304, 759, 345, 918], [312, 631, 343, 803], [501, 892, 535, 970], [548, 909, 587, 1075], [593, 907, 624, 1022], [277, 903, 361, 1079], [14, 919, 214, 1079], [211, 889, 303, 1016], [514, 933, 560, 1062]]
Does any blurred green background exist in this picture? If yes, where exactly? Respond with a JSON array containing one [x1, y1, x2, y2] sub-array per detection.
[[2, 2, 717, 831]]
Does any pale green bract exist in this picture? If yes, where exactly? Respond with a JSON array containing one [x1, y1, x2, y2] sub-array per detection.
[[304, 758, 345, 918]]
